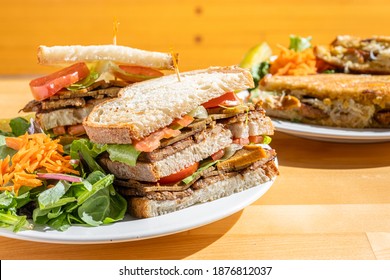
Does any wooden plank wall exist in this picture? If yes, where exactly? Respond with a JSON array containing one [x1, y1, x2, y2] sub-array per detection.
[[1, 0, 390, 74]]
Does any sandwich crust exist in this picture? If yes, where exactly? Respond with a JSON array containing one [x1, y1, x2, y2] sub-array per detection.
[[261, 73, 390, 107]]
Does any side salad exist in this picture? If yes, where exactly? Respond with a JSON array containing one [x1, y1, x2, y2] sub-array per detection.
[[0, 117, 127, 232], [240, 35, 318, 93]]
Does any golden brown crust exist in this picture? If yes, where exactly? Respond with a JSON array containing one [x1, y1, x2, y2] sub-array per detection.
[[83, 123, 136, 144], [261, 73, 390, 107], [129, 198, 151, 218]]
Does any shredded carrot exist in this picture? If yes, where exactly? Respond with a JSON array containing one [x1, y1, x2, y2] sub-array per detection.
[[0, 133, 79, 196], [270, 45, 317, 76]]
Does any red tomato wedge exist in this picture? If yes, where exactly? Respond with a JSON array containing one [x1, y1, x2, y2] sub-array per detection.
[[202, 92, 240, 109], [52, 126, 66, 136], [114, 65, 164, 82], [158, 162, 200, 185], [248, 135, 264, 144], [232, 138, 250, 145], [29, 62, 90, 101], [211, 149, 225, 161], [170, 115, 194, 129], [67, 124, 86, 136], [133, 127, 181, 152]]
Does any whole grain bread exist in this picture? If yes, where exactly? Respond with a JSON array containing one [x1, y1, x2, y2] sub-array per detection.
[[84, 66, 254, 144]]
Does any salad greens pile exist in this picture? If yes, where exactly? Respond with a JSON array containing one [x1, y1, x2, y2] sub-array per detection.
[[245, 35, 313, 92], [0, 119, 128, 232]]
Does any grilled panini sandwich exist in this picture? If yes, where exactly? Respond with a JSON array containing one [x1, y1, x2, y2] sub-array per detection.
[[257, 73, 390, 128], [22, 45, 176, 136], [84, 66, 278, 218], [315, 35, 390, 74]]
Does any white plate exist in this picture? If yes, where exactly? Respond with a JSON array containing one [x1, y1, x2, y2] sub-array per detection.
[[0, 172, 276, 244], [273, 119, 390, 143]]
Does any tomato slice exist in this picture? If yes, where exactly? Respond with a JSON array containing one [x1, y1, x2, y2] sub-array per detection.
[[202, 92, 240, 109], [158, 162, 200, 185], [248, 135, 264, 144], [67, 124, 86, 136], [170, 115, 194, 129], [52, 126, 66, 136], [29, 62, 90, 101], [114, 65, 164, 82], [232, 138, 250, 145], [211, 149, 225, 161], [133, 127, 181, 152]]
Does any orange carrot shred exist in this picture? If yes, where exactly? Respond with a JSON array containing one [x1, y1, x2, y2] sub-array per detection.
[[270, 46, 317, 76], [0, 133, 79, 196]]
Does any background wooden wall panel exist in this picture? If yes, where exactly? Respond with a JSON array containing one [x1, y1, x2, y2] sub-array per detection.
[[1, 0, 390, 74]]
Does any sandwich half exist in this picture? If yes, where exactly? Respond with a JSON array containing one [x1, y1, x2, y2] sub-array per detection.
[[83, 66, 278, 218], [257, 73, 390, 128], [21, 45, 176, 137], [314, 35, 390, 74]]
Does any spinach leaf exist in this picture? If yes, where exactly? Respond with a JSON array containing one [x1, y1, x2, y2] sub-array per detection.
[[103, 185, 127, 224], [46, 212, 71, 231], [78, 188, 110, 226], [32, 171, 125, 231], [0, 191, 17, 209], [9, 117, 30, 137], [37, 180, 75, 210], [0, 210, 32, 232], [70, 138, 107, 173]]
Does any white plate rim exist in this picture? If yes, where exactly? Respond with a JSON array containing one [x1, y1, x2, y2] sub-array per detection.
[[0, 159, 277, 245], [272, 119, 390, 143]]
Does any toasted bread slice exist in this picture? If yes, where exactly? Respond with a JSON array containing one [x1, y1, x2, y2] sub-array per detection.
[[259, 73, 390, 128], [261, 73, 390, 106], [37, 45, 176, 70], [84, 66, 254, 144], [128, 159, 278, 218], [314, 35, 390, 74]]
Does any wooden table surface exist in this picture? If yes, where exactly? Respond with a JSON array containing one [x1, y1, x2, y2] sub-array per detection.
[[1, 77, 390, 260]]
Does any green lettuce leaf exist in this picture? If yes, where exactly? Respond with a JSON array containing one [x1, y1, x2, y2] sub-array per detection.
[[70, 138, 141, 172], [289, 35, 312, 52], [67, 71, 100, 91], [182, 159, 217, 185], [107, 144, 141, 167], [250, 61, 270, 91]]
